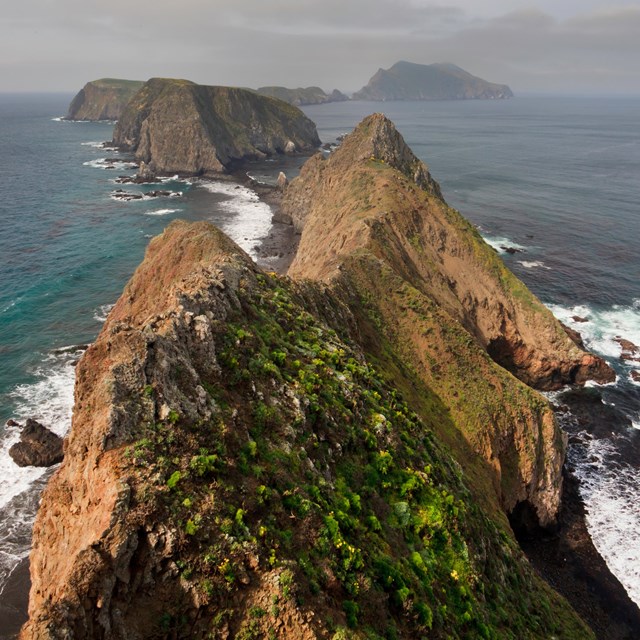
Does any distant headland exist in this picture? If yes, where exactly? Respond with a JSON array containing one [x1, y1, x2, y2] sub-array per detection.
[[353, 61, 513, 101]]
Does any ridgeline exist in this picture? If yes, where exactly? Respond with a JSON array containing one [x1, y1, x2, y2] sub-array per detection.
[[21, 115, 614, 639]]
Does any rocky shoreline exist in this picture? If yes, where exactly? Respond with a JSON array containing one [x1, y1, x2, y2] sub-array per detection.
[[517, 466, 640, 639]]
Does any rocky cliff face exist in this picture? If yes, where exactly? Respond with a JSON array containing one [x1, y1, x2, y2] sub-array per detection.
[[112, 79, 321, 175], [66, 79, 144, 121], [353, 61, 513, 101], [284, 114, 612, 391], [282, 113, 614, 527], [22, 220, 593, 639]]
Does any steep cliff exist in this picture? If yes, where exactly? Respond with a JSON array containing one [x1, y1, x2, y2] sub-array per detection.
[[282, 113, 614, 527], [256, 86, 348, 106], [353, 62, 513, 101], [283, 114, 612, 391], [112, 79, 320, 175], [23, 220, 593, 639], [66, 79, 144, 121]]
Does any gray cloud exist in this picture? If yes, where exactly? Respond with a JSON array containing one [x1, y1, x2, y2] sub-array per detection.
[[1, 1, 639, 94]]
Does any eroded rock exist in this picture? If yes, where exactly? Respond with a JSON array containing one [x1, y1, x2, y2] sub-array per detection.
[[9, 419, 63, 467]]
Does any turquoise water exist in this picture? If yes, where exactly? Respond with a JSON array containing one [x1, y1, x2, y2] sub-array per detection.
[[0, 94, 639, 626]]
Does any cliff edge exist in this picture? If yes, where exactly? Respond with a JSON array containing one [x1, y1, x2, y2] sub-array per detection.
[[21, 115, 614, 639], [282, 113, 614, 529], [66, 79, 144, 121], [284, 114, 612, 391], [112, 78, 321, 175]]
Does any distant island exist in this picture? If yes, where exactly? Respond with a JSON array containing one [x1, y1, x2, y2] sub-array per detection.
[[64, 62, 513, 125], [353, 61, 513, 101], [256, 86, 348, 106], [65, 78, 144, 121]]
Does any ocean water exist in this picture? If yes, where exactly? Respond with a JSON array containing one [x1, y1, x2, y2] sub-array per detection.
[[0, 94, 638, 629]]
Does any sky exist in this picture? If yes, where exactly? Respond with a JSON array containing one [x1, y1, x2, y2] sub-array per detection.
[[2, 0, 640, 95]]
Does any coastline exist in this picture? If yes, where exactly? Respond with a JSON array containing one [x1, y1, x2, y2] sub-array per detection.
[[518, 466, 640, 639], [3, 158, 637, 639], [245, 171, 640, 638]]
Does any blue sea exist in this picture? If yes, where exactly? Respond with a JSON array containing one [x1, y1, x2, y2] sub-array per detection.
[[0, 93, 639, 631]]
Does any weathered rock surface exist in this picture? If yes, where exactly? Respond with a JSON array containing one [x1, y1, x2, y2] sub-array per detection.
[[615, 336, 639, 362], [22, 116, 606, 639], [66, 79, 144, 121], [282, 113, 614, 528], [353, 61, 513, 101], [256, 86, 348, 106], [112, 78, 321, 176], [284, 114, 613, 391], [22, 219, 593, 639], [9, 419, 63, 467]]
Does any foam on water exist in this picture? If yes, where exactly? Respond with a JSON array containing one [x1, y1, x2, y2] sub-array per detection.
[[201, 181, 273, 259], [110, 190, 183, 202], [159, 175, 192, 186], [518, 260, 551, 270], [0, 350, 78, 506], [0, 348, 80, 596], [144, 208, 182, 216], [567, 437, 640, 604], [80, 141, 116, 151], [93, 303, 115, 323], [84, 158, 138, 171], [546, 300, 640, 361], [481, 235, 527, 254]]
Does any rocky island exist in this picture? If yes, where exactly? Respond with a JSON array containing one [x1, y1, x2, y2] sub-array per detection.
[[66, 78, 145, 121], [256, 86, 349, 106], [112, 78, 321, 176], [353, 61, 513, 101], [19, 113, 618, 639]]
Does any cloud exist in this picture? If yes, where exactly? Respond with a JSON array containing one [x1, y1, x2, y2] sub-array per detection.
[[1, 1, 639, 93]]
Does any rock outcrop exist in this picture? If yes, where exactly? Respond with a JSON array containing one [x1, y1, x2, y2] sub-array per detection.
[[22, 220, 594, 639], [282, 113, 614, 528], [256, 86, 348, 106], [9, 419, 63, 467], [284, 114, 612, 391], [66, 79, 144, 121], [112, 78, 320, 176], [353, 61, 513, 101]]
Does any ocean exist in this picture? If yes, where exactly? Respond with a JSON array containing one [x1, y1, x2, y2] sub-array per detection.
[[0, 93, 638, 632]]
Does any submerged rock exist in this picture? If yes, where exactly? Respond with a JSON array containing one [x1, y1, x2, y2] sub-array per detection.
[[9, 419, 63, 467]]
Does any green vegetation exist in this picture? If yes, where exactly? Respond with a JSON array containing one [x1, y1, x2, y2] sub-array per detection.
[[127, 270, 590, 639]]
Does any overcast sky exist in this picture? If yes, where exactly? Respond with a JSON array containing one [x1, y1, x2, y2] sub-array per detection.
[[2, 1, 639, 94]]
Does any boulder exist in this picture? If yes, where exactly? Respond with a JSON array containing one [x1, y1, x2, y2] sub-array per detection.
[[276, 172, 288, 190], [614, 337, 640, 361], [9, 419, 63, 467]]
